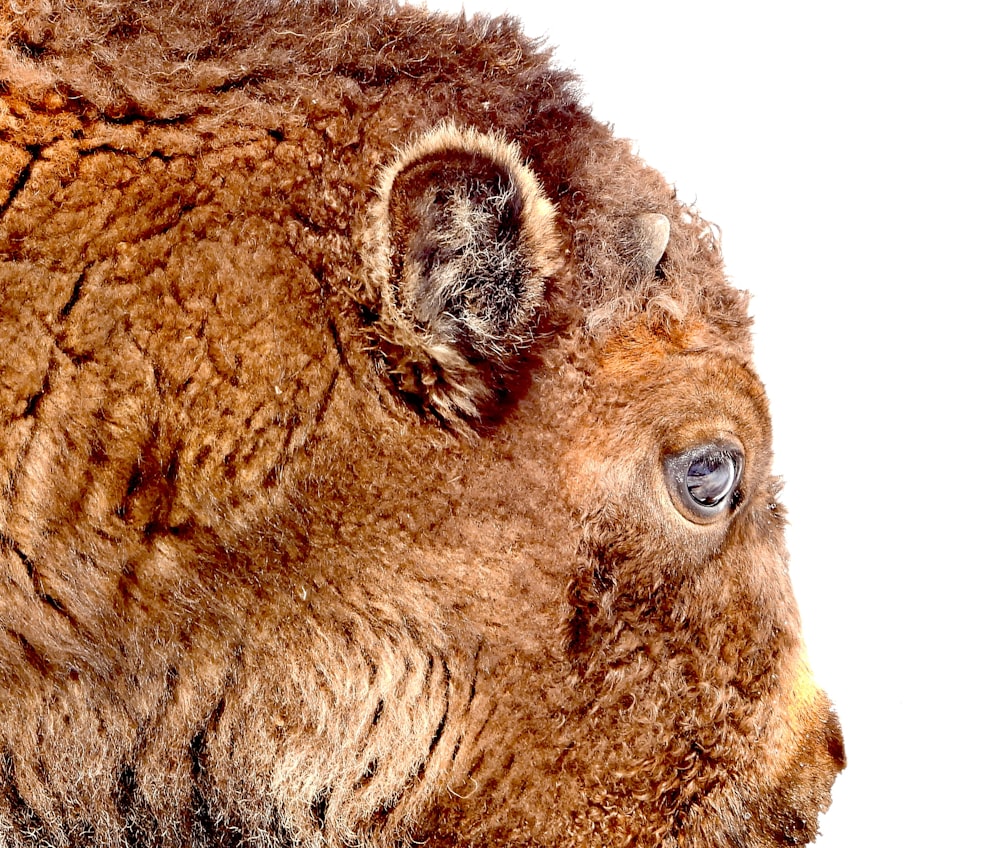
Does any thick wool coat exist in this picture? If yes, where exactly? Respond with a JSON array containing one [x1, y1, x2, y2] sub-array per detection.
[[0, 2, 844, 846]]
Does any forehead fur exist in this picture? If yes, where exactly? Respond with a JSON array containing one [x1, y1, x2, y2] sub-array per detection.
[[0, 0, 751, 358]]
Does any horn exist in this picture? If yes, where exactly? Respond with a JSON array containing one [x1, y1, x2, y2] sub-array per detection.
[[634, 212, 671, 274]]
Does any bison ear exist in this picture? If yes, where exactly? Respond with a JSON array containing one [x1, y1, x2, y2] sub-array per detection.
[[366, 124, 561, 421]]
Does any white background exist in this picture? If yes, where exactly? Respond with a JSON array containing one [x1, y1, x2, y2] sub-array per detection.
[[424, 1, 998, 844]]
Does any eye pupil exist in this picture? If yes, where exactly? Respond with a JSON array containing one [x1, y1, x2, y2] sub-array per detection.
[[686, 452, 737, 507], [664, 442, 745, 523]]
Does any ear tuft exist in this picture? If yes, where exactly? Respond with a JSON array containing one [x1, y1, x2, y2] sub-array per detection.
[[364, 123, 561, 423]]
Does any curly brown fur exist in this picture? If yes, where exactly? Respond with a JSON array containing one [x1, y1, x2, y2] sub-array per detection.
[[0, 1, 842, 846]]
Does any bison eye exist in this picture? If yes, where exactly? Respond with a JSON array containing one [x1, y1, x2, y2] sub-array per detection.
[[664, 444, 744, 523]]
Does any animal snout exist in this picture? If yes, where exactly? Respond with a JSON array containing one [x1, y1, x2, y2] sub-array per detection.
[[773, 692, 846, 842]]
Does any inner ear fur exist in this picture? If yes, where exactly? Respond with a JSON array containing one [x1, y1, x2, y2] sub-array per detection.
[[365, 123, 561, 422]]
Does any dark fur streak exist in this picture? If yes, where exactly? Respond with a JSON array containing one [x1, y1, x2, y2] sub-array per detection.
[[20, 368, 50, 419], [501, 748, 515, 773], [360, 768, 410, 836], [466, 640, 483, 709], [189, 694, 235, 848], [190, 693, 227, 779], [189, 729, 209, 781], [267, 807, 297, 848], [38, 591, 68, 616], [2, 534, 77, 624], [353, 756, 379, 792], [163, 448, 180, 483], [415, 657, 451, 781], [426, 704, 448, 757], [13, 632, 47, 674], [125, 462, 144, 497], [290, 206, 326, 236], [1, 749, 52, 844], [0, 144, 41, 217], [58, 273, 85, 320], [310, 788, 330, 830], [0, 533, 34, 579], [13, 37, 46, 60], [422, 653, 435, 692], [114, 764, 159, 848], [76, 145, 177, 172], [101, 111, 191, 128], [21, 387, 44, 419], [266, 403, 308, 488], [307, 342, 342, 433], [359, 644, 378, 687], [467, 749, 485, 778], [464, 701, 494, 755], [212, 71, 269, 96]]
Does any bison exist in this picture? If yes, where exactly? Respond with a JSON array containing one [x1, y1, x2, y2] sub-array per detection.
[[0, 1, 844, 845]]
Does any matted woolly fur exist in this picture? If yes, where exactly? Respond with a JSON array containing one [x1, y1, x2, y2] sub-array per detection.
[[0, 1, 844, 847]]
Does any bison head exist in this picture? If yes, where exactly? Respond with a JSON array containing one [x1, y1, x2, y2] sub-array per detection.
[[0, 1, 843, 846]]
